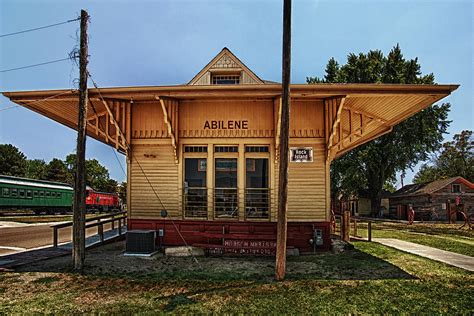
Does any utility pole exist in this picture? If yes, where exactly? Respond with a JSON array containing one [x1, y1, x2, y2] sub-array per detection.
[[73, 9, 89, 272], [275, 0, 291, 281]]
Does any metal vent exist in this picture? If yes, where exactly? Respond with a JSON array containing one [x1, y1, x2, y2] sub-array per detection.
[[126, 230, 156, 254]]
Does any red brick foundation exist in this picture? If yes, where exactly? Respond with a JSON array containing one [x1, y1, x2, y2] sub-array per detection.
[[128, 219, 331, 253]]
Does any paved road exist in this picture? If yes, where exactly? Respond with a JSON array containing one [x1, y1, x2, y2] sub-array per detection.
[[0, 222, 114, 256], [375, 238, 474, 272]]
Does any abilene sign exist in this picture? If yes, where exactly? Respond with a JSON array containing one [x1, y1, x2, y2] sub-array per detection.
[[203, 120, 249, 130]]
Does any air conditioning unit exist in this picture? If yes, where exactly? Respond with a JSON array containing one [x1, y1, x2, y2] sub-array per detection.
[[126, 230, 156, 254]]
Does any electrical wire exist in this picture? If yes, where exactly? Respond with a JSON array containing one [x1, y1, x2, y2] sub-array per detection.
[[0, 17, 80, 38], [0, 105, 20, 112], [0, 57, 76, 73], [87, 72, 200, 265]]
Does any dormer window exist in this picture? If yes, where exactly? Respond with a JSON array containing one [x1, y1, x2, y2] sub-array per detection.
[[212, 74, 240, 85]]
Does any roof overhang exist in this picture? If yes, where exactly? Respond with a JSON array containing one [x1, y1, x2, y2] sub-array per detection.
[[2, 83, 458, 158]]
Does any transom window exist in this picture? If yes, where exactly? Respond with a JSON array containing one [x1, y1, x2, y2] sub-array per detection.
[[245, 146, 269, 153], [212, 75, 240, 85], [215, 146, 238, 153], [184, 146, 208, 153]]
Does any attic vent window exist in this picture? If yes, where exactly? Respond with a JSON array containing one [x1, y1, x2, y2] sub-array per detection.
[[212, 75, 240, 85]]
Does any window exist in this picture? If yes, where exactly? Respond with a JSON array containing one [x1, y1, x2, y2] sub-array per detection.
[[452, 184, 461, 193], [19, 190, 25, 198], [184, 146, 208, 153], [212, 75, 240, 85], [2, 188, 9, 197], [33, 191, 38, 197], [215, 146, 238, 153], [245, 146, 269, 153], [57, 192, 61, 199], [245, 158, 269, 219], [214, 158, 238, 218], [26, 190, 32, 198], [11, 189, 17, 197], [39, 191, 44, 197], [46, 192, 51, 198], [183, 158, 207, 218]]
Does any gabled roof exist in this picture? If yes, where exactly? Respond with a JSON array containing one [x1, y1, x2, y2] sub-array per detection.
[[2, 83, 458, 158], [391, 176, 474, 197], [187, 47, 265, 85]]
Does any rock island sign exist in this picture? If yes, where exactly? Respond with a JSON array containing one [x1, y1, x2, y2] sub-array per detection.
[[290, 147, 313, 163]]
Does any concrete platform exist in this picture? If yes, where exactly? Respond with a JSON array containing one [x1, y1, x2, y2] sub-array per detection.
[[374, 238, 474, 272], [0, 226, 127, 269]]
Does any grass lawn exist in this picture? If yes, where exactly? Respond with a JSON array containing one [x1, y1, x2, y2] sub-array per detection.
[[1, 240, 473, 314], [352, 221, 474, 257]]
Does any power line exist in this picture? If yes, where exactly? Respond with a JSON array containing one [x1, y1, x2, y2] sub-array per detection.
[[0, 57, 76, 73], [0, 17, 80, 38], [1, 90, 76, 113], [0, 105, 20, 112]]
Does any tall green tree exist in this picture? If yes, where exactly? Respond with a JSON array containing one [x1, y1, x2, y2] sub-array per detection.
[[0, 144, 27, 177], [118, 181, 127, 205], [414, 130, 473, 183], [65, 154, 117, 192], [45, 158, 71, 183], [26, 159, 47, 179], [308, 44, 450, 215]]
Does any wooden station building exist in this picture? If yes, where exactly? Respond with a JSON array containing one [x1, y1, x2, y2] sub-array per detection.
[[3, 48, 458, 253]]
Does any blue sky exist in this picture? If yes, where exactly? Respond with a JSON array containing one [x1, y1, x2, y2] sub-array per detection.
[[0, 0, 472, 186]]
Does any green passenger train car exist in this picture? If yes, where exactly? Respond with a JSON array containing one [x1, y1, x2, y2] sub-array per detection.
[[0, 175, 73, 214]]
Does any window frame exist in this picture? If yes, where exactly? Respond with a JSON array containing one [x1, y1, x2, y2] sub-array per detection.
[[452, 184, 461, 193]]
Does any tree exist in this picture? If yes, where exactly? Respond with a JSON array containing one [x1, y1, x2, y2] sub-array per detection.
[[45, 158, 71, 183], [0, 144, 27, 177], [118, 181, 127, 205], [308, 44, 451, 215], [26, 159, 47, 179], [65, 153, 117, 192], [414, 130, 473, 183]]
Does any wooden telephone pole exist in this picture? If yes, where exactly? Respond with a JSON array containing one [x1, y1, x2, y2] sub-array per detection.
[[275, 0, 292, 281], [73, 9, 89, 272]]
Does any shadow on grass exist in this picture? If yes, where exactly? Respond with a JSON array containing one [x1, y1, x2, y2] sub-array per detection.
[[14, 240, 415, 283]]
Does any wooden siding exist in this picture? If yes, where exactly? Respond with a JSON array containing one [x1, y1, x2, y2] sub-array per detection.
[[178, 99, 274, 138], [131, 101, 168, 138], [290, 99, 324, 138], [286, 139, 327, 221], [129, 144, 179, 219]]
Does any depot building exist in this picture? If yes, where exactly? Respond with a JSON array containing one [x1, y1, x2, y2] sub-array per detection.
[[3, 48, 457, 252]]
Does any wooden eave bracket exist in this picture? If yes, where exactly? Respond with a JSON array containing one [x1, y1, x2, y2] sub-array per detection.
[[275, 96, 282, 162], [156, 96, 178, 163], [326, 97, 346, 162], [86, 98, 128, 153]]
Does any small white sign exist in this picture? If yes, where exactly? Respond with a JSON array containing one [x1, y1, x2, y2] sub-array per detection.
[[290, 147, 313, 163]]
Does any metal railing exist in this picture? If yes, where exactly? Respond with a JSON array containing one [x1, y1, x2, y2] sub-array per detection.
[[51, 211, 127, 248], [183, 187, 208, 218], [245, 188, 270, 219], [332, 211, 373, 242], [181, 188, 273, 220]]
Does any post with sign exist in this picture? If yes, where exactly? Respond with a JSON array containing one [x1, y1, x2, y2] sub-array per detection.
[[275, 0, 291, 281]]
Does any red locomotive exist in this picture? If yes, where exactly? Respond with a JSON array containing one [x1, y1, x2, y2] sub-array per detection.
[[85, 186, 121, 212]]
